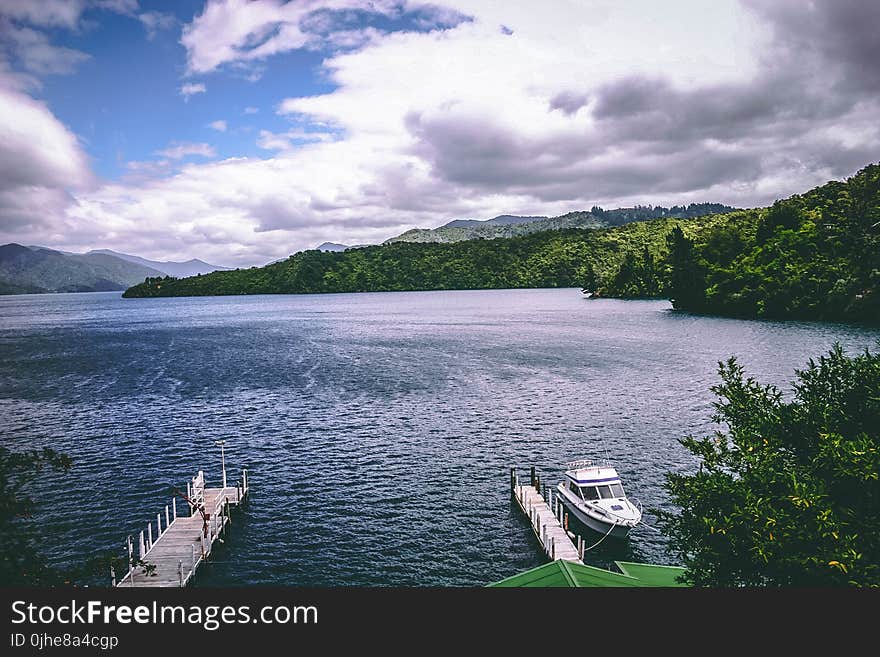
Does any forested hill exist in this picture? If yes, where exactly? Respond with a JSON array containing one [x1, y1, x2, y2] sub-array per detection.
[[124, 163, 879, 324], [661, 163, 879, 322], [123, 210, 746, 299], [384, 203, 735, 244]]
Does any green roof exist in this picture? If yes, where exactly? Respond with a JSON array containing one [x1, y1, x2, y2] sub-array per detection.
[[488, 560, 688, 587], [614, 561, 688, 587]]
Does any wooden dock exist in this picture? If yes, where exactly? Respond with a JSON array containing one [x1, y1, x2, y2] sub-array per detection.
[[511, 467, 585, 564], [116, 468, 249, 588]]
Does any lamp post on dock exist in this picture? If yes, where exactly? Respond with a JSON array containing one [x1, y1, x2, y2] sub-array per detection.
[[215, 440, 227, 489]]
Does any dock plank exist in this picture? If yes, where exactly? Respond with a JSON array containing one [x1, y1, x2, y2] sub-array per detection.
[[513, 477, 582, 564], [116, 476, 249, 588]]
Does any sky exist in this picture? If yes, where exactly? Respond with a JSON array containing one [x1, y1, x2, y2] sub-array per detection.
[[0, 0, 878, 267]]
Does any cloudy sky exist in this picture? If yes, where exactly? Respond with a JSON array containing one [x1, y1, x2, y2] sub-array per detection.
[[1, 0, 878, 267]]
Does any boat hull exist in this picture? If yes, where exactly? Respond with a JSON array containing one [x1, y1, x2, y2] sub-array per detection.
[[558, 492, 634, 539]]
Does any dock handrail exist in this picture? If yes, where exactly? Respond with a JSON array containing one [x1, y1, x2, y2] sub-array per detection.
[[117, 467, 249, 588]]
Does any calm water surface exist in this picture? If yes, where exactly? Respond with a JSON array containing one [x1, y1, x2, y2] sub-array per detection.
[[1, 289, 878, 585]]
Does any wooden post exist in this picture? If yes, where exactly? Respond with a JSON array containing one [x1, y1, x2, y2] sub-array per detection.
[[578, 535, 584, 560], [178, 560, 183, 587], [166, 505, 171, 529], [187, 481, 192, 514], [242, 468, 248, 495], [139, 531, 145, 560], [510, 467, 516, 495], [172, 497, 177, 520], [200, 533, 206, 558], [157, 513, 163, 537], [225, 497, 230, 527], [530, 466, 535, 488], [564, 512, 569, 532], [110, 564, 116, 587], [551, 537, 556, 560], [147, 521, 153, 550]]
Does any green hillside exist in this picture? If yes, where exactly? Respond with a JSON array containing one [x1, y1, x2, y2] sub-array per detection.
[[0, 244, 164, 294], [122, 210, 746, 298], [384, 203, 735, 244], [123, 163, 879, 324]]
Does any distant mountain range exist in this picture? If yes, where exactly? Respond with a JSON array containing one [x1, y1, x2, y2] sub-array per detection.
[[87, 249, 230, 278], [383, 205, 737, 244], [0, 244, 230, 295], [315, 242, 351, 252]]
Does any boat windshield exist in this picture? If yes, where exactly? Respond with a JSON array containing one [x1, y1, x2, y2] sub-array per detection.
[[593, 483, 625, 499], [579, 486, 600, 500], [576, 483, 626, 500]]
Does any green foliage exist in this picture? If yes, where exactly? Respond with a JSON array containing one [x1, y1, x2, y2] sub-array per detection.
[[691, 164, 880, 322], [384, 203, 736, 245], [601, 244, 662, 298], [658, 344, 880, 587], [0, 447, 73, 585], [124, 163, 880, 324], [664, 226, 707, 309], [124, 211, 739, 300], [0, 243, 164, 294]]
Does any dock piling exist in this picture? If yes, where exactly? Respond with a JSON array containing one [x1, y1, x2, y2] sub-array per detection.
[[117, 466, 250, 588], [511, 466, 582, 564]]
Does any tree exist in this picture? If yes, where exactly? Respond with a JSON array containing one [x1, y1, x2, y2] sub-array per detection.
[[639, 245, 659, 296], [610, 251, 640, 297], [756, 200, 802, 243], [580, 262, 598, 292], [664, 226, 705, 310], [0, 447, 73, 585], [658, 344, 880, 586]]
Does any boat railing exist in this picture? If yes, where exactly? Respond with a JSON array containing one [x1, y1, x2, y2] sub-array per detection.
[[565, 458, 595, 470]]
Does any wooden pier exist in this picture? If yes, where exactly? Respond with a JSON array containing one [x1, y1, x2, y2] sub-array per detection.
[[116, 468, 249, 588], [511, 467, 586, 564]]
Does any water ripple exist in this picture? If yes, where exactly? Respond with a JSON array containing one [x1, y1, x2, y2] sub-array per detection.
[[1, 290, 878, 586]]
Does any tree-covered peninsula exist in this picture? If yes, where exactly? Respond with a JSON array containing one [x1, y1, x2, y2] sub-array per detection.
[[124, 163, 879, 323]]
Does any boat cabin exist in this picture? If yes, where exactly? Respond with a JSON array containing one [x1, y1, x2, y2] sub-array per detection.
[[564, 462, 626, 501]]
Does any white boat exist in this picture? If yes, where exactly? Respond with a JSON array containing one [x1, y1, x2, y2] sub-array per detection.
[[556, 459, 642, 538]]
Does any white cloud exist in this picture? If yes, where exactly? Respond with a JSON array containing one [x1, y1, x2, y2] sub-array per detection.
[[1, 22, 91, 75], [256, 128, 333, 151], [92, 0, 139, 15], [0, 0, 86, 28], [138, 10, 175, 40], [0, 0, 143, 29], [8, 0, 880, 268], [208, 119, 227, 132], [180, 0, 422, 74], [155, 142, 216, 159], [179, 82, 206, 99], [243, 106, 259, 114], [0, 84, 92, 236]]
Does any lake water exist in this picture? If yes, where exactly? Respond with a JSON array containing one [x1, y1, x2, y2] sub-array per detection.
[[1, 289, 878, 586]]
